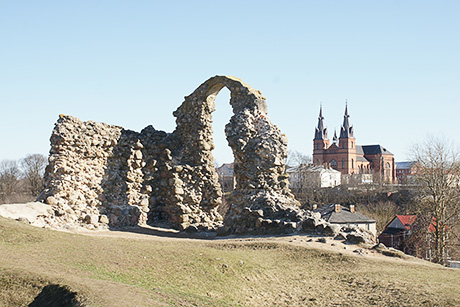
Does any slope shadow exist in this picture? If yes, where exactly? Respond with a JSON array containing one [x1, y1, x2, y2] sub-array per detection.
[[29, 284, 83, 307], [110, 224, 222, 240]]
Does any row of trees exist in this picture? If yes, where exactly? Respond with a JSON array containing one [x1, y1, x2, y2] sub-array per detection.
[[0, 154, 47, 204], [287, 137, 460, 265]]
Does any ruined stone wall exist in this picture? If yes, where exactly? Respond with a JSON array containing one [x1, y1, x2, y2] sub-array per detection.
[[38, 116, 148, 228], [39, 76, 301, 233], [39, 116, 122, 229]]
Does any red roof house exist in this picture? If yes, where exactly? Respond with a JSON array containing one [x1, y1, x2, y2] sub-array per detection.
[[378, 215, 445, 260], [378, 215, 418, 255]]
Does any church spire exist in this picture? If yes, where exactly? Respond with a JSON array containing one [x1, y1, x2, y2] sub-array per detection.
[[332, 129, 338, 144], [314, 105, 328, 140], [340, 101, 354, 138]]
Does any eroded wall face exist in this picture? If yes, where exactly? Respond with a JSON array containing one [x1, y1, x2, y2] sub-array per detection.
[[39, 116, 122, 228], [38, 116, 171, 229], [39, 76, 299, 232]]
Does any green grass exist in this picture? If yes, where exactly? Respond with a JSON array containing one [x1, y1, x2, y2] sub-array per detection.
[[1, 216, 460, 306]]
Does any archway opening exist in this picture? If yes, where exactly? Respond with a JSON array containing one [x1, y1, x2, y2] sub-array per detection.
[[211, 87, 236, 217], [211, 87, 234, 167]]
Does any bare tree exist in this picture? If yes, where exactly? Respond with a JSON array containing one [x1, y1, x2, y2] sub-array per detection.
[[20, 154, 48, 197], [410, 136, 460, 264], [286, 150, 311, 168], [0, 160, 22, 203], [359, 201, 398, 233]]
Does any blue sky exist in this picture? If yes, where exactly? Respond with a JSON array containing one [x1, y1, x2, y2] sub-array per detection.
[[1, 1, 459, 164]]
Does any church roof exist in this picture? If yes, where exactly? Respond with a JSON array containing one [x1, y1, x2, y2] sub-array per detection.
[[314, 106, 328, 140], [360, 145, 393, 155], [356, 145, 393, 157], [332, 129, 338, 144], [356, 155, 370, 162], [339, 104, 354, 139]]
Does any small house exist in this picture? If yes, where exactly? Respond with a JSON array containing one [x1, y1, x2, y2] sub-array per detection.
[[313, 204, 376, 237], [378, 215, 451, 261], [378, 215, 417, 255]]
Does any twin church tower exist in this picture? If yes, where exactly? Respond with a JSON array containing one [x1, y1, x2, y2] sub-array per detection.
[[313, 104, 396, 183]]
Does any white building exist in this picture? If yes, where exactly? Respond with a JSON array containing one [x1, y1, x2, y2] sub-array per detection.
[[215, 163, 235, 191], [287, 164, 341, 188]]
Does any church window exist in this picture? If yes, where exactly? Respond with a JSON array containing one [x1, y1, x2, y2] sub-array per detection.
[[351, 142, 354, 148], [330, 159, 337, 169], [352, 159, 354, 169], [386, 162, 391, 169], [342, 159, 345, 169]]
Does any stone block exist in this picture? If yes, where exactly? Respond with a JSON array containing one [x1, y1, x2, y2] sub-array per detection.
[[84, 214, 99, 225], [99, 215, 109, 225]]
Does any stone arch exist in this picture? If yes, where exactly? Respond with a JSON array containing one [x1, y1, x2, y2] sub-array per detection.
[[173, 76, 267, 165], [174, 78, 266, 163], [173, 75, 287, 193], [172, 76, 300, 233]]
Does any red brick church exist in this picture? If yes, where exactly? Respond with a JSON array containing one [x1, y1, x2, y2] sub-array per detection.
[[313, 105, 396, 183]]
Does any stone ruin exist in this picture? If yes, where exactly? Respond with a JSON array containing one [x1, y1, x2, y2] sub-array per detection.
[[37, 75, 374, 242]]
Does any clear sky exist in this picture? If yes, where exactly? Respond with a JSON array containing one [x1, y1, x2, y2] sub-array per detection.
[[1, 1, 459, 165]]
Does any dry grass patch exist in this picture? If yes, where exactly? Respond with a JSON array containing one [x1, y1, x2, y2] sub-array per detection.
[[0, 269, 49, 307], [0, 269, 86, 307], [0, 217, 460, 306]]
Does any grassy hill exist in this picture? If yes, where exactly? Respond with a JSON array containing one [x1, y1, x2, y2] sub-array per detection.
[[1, 217, 459, 306]]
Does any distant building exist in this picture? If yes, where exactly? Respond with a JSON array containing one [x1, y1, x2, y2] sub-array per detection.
[[287, 164, 341, 189], [215, 163, 235, 191], [378, 215, 417, 255], [447, 261, 460, 269], [341, 173, 374, 185], [395, 161, 418, 184], [313, 203, 377, 237], [378, 215, 447, 261], [313, 105, 396, 183]]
